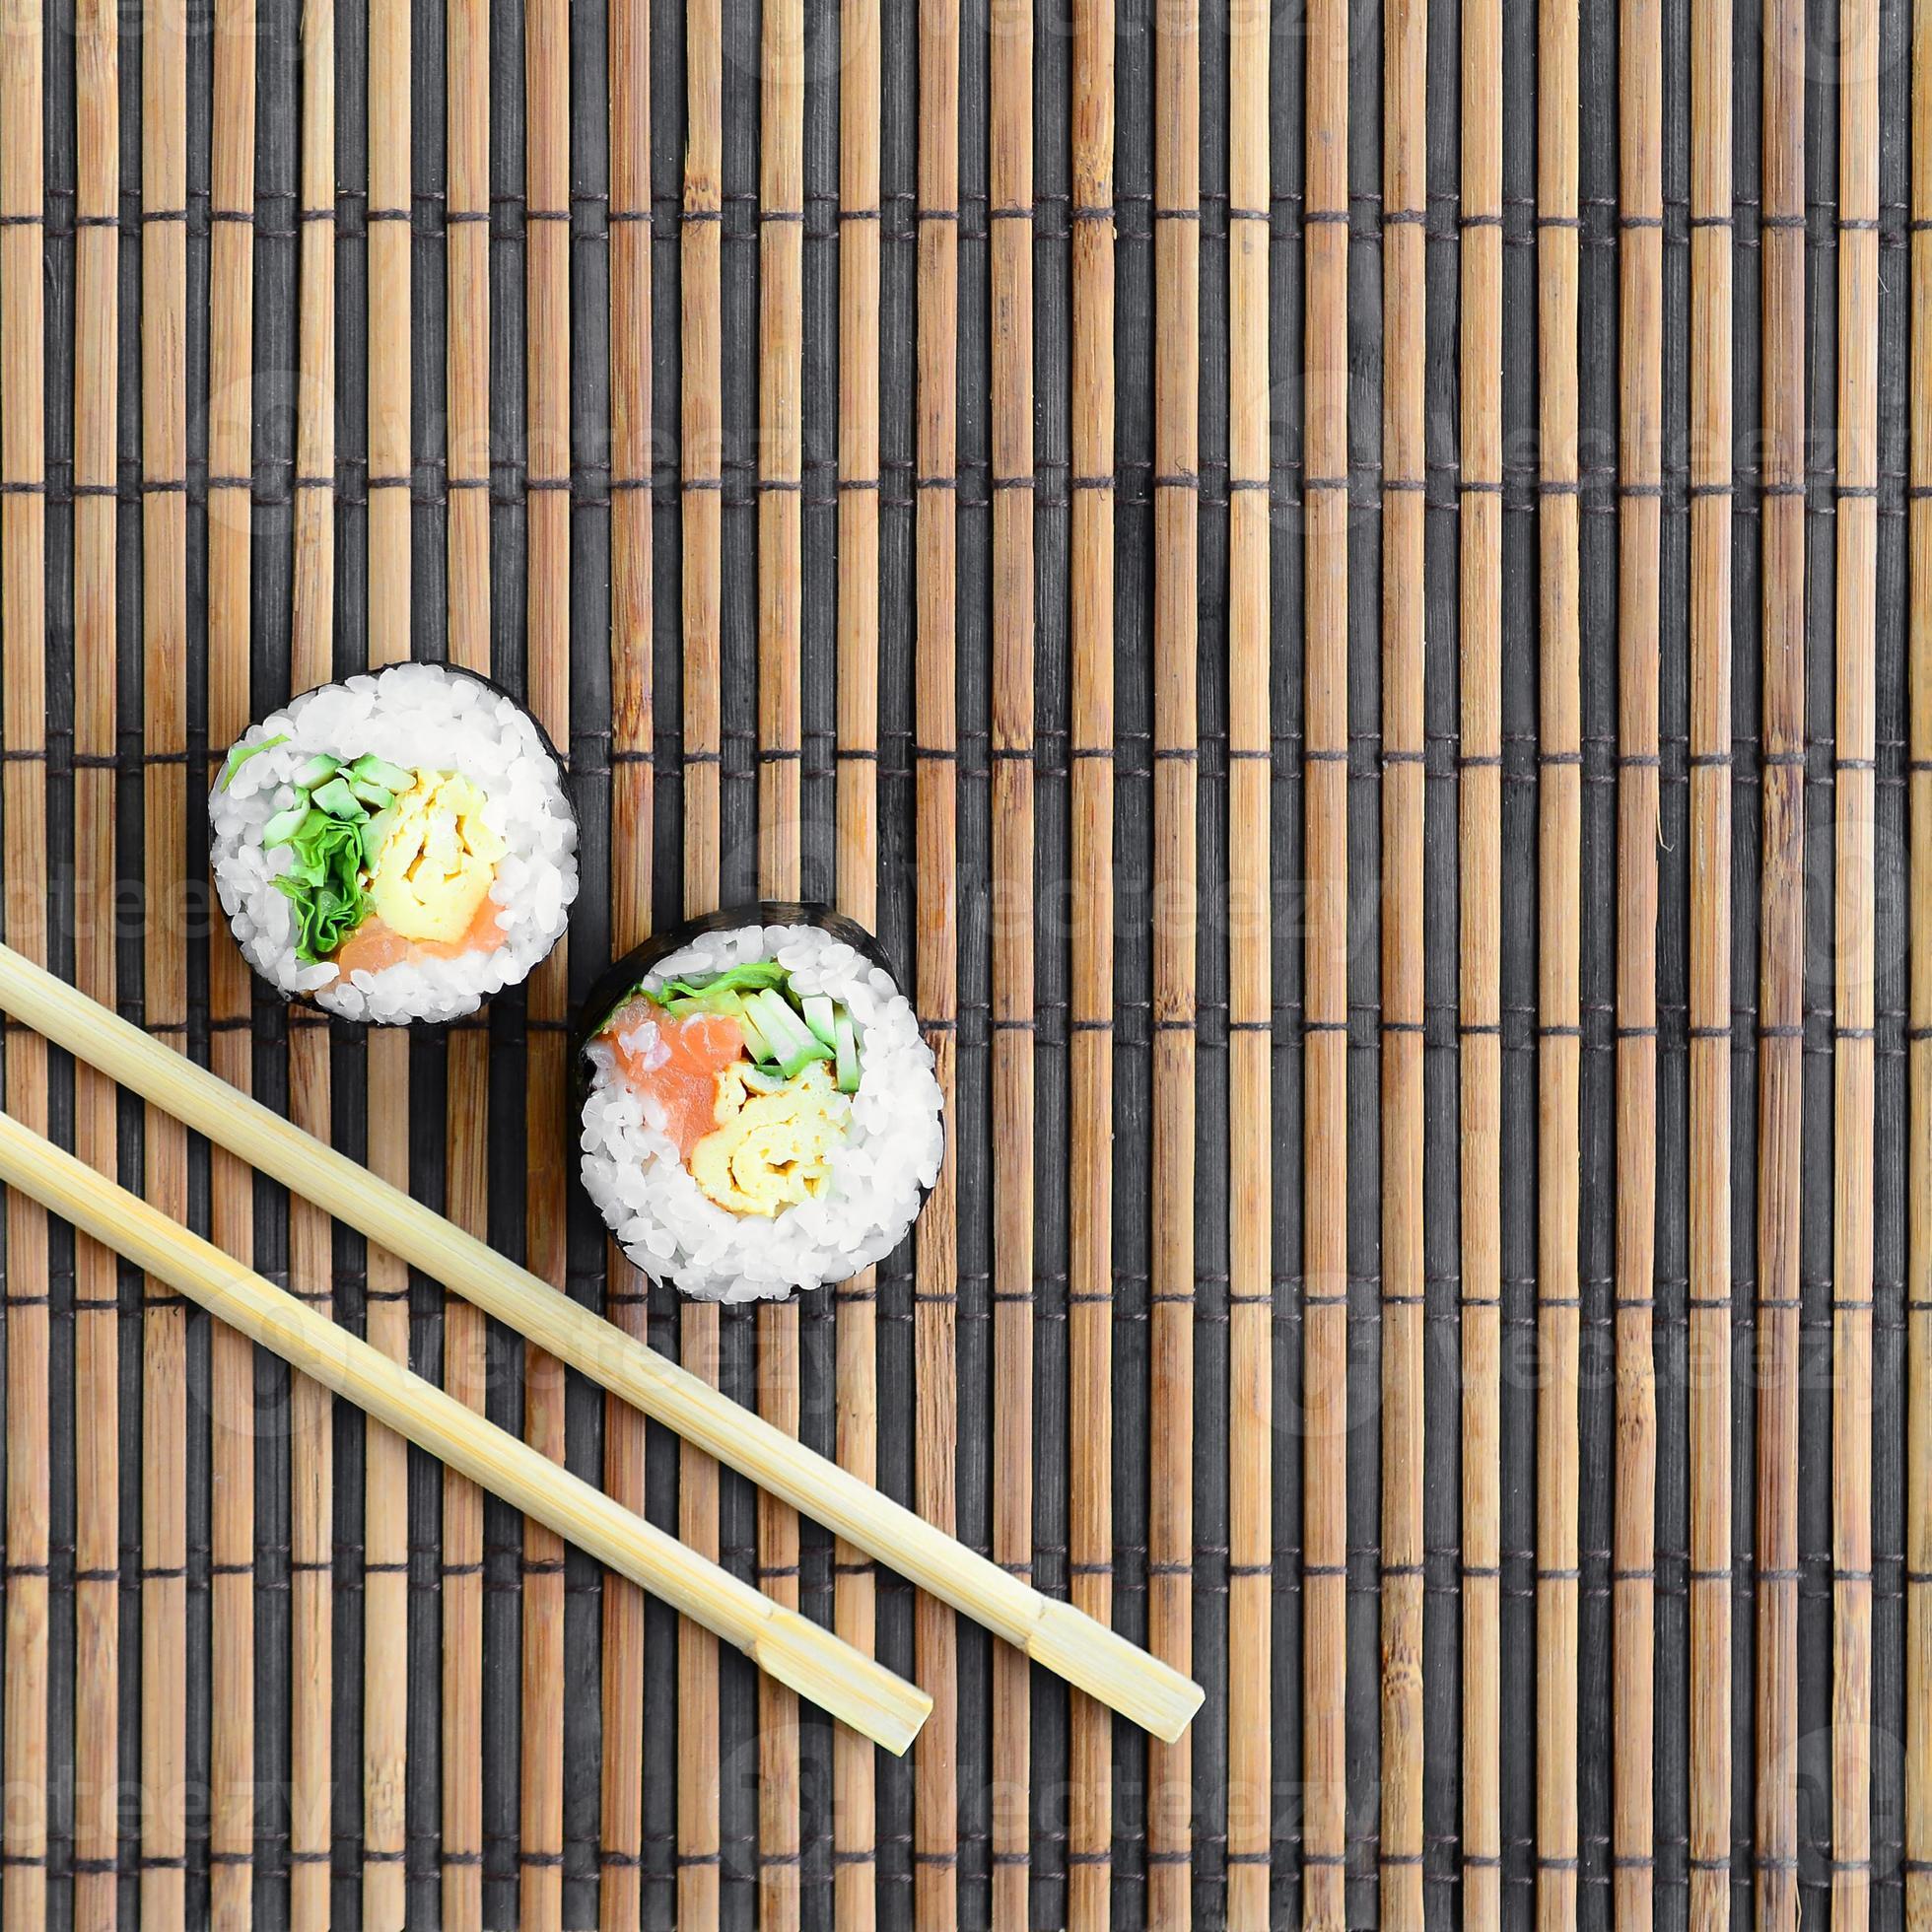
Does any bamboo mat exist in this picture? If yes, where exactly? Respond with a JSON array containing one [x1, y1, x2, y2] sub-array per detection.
[[0, 0, 1924, 1925]]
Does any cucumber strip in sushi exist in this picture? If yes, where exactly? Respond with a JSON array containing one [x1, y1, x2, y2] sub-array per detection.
[[209, 662, 578, 1024], [575, 903, 944, 1303]]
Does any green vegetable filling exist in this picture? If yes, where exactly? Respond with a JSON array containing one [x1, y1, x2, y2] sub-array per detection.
[[271, 811, 372, 961], [251, 749, 435, 963], [628, 958, 865, 1094]]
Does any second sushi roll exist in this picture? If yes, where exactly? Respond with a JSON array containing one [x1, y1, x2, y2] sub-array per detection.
[[576, 904, 944, 1301], [210, 662, 578, 1024]]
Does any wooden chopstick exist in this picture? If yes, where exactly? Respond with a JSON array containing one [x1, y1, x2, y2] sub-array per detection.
[[0, 1103, 930, 1755], [0, 940, 1206, 1742]]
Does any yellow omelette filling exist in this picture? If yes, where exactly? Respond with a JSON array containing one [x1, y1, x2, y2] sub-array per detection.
[[367, 771, 506, 943], [689, 1061, 849, 1216]]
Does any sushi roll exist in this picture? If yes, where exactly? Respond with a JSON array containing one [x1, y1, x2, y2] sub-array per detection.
[[576, 904, 944, 1301], [210, 662, 578, 1024]]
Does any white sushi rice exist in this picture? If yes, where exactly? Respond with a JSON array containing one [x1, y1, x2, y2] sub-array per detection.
[[579, 922, 945, 1301], [209, 662, 578, 1024]]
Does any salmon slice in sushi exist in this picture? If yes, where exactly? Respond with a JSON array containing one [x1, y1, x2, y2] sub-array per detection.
[[209, 662, 577, 1024], [576, 905, 944, 1302]]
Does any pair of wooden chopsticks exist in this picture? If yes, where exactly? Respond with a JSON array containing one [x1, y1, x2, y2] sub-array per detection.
[[0, 943, 1205, 1747], [0, 1107, 930, 1753]]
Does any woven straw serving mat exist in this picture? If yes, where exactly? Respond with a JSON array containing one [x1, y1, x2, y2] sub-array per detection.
[[0, 0, 1922, 1923]]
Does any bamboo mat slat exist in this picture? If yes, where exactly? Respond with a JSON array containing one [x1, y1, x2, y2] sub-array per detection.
[[361, 2, 411, 1925], [1911, 0, 1932, 1918], [1835, 0, 1880, 1920], [1458, 0, 1504, 1912], [1688, 0, 1735, 1917], [833, 0, 883, 1919], [0, 0, 47, 1925], [599, 0, 652, 1919], [520, 0, 572, 1916], [1760, 0, 1807, 1920], [914, 0, 961, 1917], [1616, 0, 1663, 1919], [68, 0, 118, 1917], [206, 0, 258, 1919], [0, 0, 1920, 1923], [755, 0, 805, 1914], [678, 0, 724, 1917], [1067, 0, 1117, 1918], [1301, 0, 1348, 1915]]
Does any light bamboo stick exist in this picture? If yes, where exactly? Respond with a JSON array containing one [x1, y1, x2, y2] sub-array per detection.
[[362, 0, 413, 1921], [1758, 0, 1806, 1922], [141, 0, 192, 1900], [601, 0, 654, 1917], [1536, 0, 1582, 1917], [1687, 0, 1734, 1919], [1615, 0, 1661, 1919], [834, 0, 883, 1914], [441, 0, 490, 1913], [1909, 0, 1932, 1918], [0, 1108, 931, 1756], [208, 0, 259, 1913], [0, 0, 47, 1921], [680, 0, 725, 1911], [1458, 0, 1503, 1912], [1069, 0, 1118, 1914], [0, 944, 1207, 1736], [1303, 0, 1349, 1912], [1834, 0, 1879, 1923], [290, 2, 338, 1917], [1149, 0, 1200, 1917], [1226, 0, 1272, 1920], [1380, 0, 1425, 1923], [523, 0, 573, 1919], [916, 0, 963, 1915], [70, 0, 119, 1914], [756, 0, 806, 1915], [990, 0, 1037, 1921]]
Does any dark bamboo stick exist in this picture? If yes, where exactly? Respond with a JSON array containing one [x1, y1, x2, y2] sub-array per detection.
[[915, 0, 962, 1919], [1536, 0, 1582, 1916], [1068, 0, 1117, 1916], [522, 0, 572, 1919], [680, 0, 725, 1912], [1458, 0, 1502, 1912], [0, 1, 48, 1921], [1833, 0, 1878, 1921], [289, 3, 338, 1918], [1380, 0, 1425, 1921], [990, 0, 1037, 1920], [1225, 0, 1272, 1918], [1148, 0, 1199, 1917], [1303, 0, 1349, 1912], [833, 0, 882, 1915], [756, 0, 806, 1916], [447, 0, 490, 681], [600, 0, 653, 1917], [208, 0, 259, 1915], [69, 0, 119, 1916], [362, 1, 412, 1922], [1615, 0, 1662, 1918], [1757, 0, 1806, 1919], [1686, 0, 1733, 1918], [442, 1028, 489, 1930], [1909, 0, 1932, 1915]]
